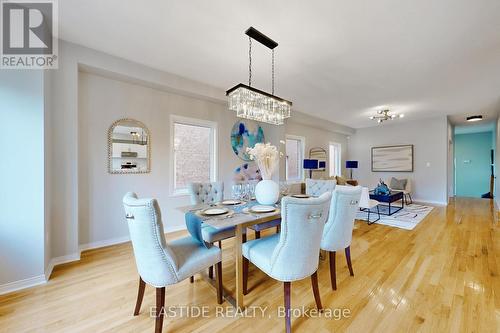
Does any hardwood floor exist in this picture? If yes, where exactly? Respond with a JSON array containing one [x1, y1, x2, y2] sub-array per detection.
[[0, 198, 498, 332]]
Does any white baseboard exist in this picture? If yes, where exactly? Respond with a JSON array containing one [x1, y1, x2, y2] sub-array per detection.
[[0, 274, 47, 295], [4, 225, 188, 295], [165, 224, 187, 234], [412, 198, 448, 206], [44, 252, 81, 281], [79, 235, 130, 252], [77, 225, 186, 252]]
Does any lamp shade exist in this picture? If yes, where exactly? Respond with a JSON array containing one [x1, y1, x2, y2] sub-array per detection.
[[346, 160, 358, 169], [303, 159, 319, 169]]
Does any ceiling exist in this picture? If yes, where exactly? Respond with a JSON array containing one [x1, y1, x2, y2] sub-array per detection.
[[59, 0, 500, 128]]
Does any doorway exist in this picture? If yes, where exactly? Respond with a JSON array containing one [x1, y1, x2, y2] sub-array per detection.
[[454, 129, 494, 198]]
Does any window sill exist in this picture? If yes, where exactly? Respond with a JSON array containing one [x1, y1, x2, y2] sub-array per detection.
[[170, 190, 190, 198]]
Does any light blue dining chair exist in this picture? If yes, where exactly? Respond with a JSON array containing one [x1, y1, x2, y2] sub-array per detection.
[[305, 178, 337, 196], [242, 193, 331, 333], [123, 192, 223, 333], [187, 182, 224, 204], [187, 182, 236, 278], [320, 185, 362, 291]]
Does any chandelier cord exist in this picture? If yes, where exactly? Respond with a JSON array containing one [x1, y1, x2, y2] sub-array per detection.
[[272, 49, 275, 95], [248, 37, 252, 86]]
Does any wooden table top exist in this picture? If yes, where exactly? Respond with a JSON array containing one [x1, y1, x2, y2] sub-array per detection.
[[177, 201, 281, 230]]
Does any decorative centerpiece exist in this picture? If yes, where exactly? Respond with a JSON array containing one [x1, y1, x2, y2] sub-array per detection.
[[246, 143, 282, 204], [374, 179, 391, 195]]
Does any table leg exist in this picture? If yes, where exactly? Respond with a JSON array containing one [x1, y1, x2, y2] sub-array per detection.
[[235, 224, 244, 309]]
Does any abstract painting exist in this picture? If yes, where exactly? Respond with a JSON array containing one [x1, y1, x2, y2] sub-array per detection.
[[372, 145, 413, 172], [233, 163, 262, 182], [231, 120, 265, 161]]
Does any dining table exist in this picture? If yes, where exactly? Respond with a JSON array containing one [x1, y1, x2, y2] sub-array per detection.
[[177, 200, 281, 310]]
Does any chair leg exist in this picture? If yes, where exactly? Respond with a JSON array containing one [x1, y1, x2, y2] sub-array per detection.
[[329, 251, 337, 291], [208, 242, 214, 279], [189, 276, 194, 283], [284, 282, 292, 333], [243, 256, 249, 295], [133, 277, 146, 316], [276, 225, 280, 233], [255, 230, 261, 239], [215, 261, 223, 304], [155, 287, 165, 333], [408, 193, 413, 204], [310, 271, 322, 311], [345, 246, 354, 276]]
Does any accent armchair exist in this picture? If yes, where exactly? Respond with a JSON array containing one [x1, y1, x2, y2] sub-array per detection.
[[387, 177, 413, 204], [123, 192, 223, 333], [242, 193, 331, 333], [320, 186, 362, 291]]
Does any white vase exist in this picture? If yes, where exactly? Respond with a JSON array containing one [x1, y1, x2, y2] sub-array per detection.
[[255, 179, 280, 205]]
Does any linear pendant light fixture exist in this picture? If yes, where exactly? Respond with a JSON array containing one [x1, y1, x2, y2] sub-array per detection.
[[226, 27, 292, 125]]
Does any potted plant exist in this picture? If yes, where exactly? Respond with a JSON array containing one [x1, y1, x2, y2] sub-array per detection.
[[246, 143, 282, 204]]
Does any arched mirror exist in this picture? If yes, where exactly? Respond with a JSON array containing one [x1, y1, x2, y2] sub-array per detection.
[[108, 119, 151, 174]]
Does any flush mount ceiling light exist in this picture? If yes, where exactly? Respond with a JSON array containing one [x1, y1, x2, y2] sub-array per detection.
[[226, 27, 292, 125], [369, 109, 404, 123], [466, 115, 483, 122]]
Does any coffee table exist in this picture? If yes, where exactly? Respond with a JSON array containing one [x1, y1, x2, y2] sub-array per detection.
[[369, 190, 404, 216]]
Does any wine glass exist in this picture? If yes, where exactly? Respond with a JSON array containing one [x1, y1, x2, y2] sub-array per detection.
[[248, 182, 256, 200], [232, 183, 242, 200], [241, 183, 250, 201], [280, 181, 289, 196]]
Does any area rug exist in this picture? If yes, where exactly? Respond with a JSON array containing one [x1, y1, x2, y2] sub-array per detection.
[[356, 204, 434, 230]]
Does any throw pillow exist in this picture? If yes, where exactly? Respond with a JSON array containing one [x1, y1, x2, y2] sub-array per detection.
[[336, 175, 347, 185], [390, 177, 407, 190]]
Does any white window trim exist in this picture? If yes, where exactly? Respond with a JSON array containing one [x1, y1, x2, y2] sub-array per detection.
[[285, 134, 306, 182], [329, 142, 342, 178], [169, 115, 218, 197]]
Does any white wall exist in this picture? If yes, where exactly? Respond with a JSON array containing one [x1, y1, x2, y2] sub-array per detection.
[[0, 71, 46, 287], [348, 116, 448, 205], [447, 119, 454, 198]]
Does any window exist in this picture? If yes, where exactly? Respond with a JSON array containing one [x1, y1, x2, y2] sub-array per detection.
[[285, 135, 305, 181], [171, 116, 217, 195], [329, 142, 342, 177]]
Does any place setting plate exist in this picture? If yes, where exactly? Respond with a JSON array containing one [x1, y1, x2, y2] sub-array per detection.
[[249, 205, 276, 213], [200, 207, 229, 216], [220, 199, 244, 206], [291, 194, 311, 199]]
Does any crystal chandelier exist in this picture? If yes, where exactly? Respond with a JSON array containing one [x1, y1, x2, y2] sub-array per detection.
[[226, 27, 292, 125], [369, 109, 404, 123]]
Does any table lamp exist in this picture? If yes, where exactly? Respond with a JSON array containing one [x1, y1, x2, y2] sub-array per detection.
[[345, 160, 358, 179], [303, 159, 319, 178]]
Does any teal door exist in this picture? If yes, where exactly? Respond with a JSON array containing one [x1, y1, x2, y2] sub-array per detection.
[[455, 131, 493, 197]]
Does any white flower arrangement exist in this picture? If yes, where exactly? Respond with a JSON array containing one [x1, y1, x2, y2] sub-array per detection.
[[246, 142, 283, 180]]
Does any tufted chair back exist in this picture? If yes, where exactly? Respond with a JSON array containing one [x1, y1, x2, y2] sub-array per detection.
[[123, 192, 179, 287], [305, 178, 336, 196], [269, 192, 331, 281], [187, 182, 224, 205], [321, 186, 362, 252]]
